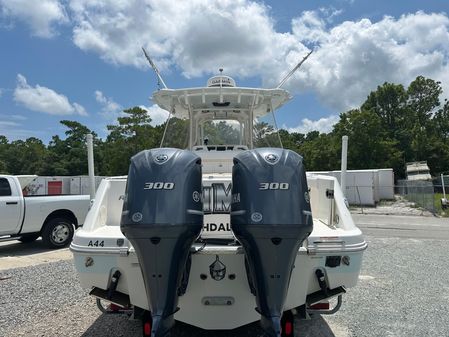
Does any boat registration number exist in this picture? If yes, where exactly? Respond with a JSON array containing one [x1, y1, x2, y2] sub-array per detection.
[[88, 240, 105, 247]]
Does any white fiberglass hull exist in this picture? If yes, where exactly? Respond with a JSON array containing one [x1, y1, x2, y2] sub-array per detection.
[[72, 224, 366, 330], [71, 174, 366, 330]]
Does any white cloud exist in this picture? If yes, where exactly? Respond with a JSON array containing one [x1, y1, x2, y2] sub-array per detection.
[[140, 104, 169, 126], [0, 0, 68, 38], [5, 2, 447, 117], [94, 91, 167, 125], [69, 0, 304, 77], [67, 3, 449, 113], [0, 120, 34, 140], [0, 120, 20, 127], [286, 115, 339, 134], [286, 11, 449, 111], [13, 74, 87, 116], [0, 114, 27, 121], [95, 90, 122, 119]]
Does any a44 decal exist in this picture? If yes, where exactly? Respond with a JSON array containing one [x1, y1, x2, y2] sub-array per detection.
[[88, 240, 104, 247]]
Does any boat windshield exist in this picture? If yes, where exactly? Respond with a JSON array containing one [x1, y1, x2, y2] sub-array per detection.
[[160, 116, 190, 149], [253, 111, 283, 148], [200, 120, 241, 146], [160, 110, 282, 149]]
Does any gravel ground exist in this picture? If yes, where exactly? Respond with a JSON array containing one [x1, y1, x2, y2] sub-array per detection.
[[1, 235, 448, 337], [350, 195, 433, 216]]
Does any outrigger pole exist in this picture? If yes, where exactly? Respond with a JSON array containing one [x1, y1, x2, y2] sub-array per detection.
[[276, 50, 313, 88], [142, 47, 168, 89]]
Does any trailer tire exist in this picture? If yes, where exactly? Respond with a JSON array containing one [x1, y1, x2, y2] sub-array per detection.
[[41, 217, 74, 249], [18, 233, 40, 243]]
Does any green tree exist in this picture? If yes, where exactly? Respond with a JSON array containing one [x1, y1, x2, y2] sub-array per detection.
[[104, 107, 163, 174], [0, 135, 9, 174], [406, 76, 443, 162], [42, 121, 97, 176], [332, 109, 402, 172], [3, 138, 47, 174]]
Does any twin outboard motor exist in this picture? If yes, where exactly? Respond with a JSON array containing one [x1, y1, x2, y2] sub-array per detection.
[[231, 148, 313, 337], [121, 148, 203, 337]]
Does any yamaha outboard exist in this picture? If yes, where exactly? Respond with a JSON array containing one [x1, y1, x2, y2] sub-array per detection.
[[121, 148, 203, 337], [231, 148, 313, 337]]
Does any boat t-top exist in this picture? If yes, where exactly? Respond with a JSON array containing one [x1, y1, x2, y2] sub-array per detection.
[[71, 52, 367, 337]]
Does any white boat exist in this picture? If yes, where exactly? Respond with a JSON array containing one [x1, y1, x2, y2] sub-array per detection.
[[71, 69, 367, 337]]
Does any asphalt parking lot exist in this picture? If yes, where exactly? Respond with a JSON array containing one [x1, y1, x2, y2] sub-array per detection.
[[0, 214, 448, 337]]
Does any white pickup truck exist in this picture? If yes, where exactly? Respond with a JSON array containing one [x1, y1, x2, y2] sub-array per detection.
[[0, 175, 91, 248]]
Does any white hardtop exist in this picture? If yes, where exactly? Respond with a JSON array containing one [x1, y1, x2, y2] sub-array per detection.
[[153, 75, 290, 151], [152, 81, 291, 120]]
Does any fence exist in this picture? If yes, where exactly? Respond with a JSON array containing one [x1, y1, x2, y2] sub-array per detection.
[[396, 179, 436, 214]]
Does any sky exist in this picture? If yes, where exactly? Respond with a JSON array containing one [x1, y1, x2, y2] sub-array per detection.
[[0, 0, 448, 143]]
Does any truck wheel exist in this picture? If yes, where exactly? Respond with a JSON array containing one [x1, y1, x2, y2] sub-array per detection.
[[18, 234, 40, 243], [41, 217, 74, 249]]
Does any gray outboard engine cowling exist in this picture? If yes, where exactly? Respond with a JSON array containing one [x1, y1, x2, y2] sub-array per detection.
[[121, 148, 203, 337], [231, 148, 313, 337]]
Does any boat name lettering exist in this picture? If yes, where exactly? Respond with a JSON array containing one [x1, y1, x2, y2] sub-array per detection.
[[203, 223, 231, 232], [203, 183, 232, 214], [88, 240, 104, 247], [144, 182, 175, 190], [211, 78, 232, 85]]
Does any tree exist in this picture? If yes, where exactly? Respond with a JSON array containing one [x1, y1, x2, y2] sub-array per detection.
[[0, 135, 9, 174], [202, 120, 240, 145], [2, 138, 47, 174], [42, 121, 97, 176], [104, 107, 163, 174], [332, 109, 403, 172], [406, 76, 443, 162], [361, 82, 408, 139]]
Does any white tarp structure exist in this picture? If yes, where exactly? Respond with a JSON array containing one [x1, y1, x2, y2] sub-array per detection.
[[378, 169, 395, 200], [309, 169, 395, 206]]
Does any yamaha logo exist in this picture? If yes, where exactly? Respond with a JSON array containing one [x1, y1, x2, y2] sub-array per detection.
[[251, 212, 263, 222], [132, 212, 143, 222], [265, 153, 278, 164], [155, 154, 168, 163], [192, 191, 201, 202]]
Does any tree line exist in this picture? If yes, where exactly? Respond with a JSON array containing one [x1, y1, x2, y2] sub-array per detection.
[[0, 76, 448, 179]]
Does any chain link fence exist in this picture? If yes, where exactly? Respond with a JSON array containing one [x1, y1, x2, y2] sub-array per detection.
[[396, 179, 436, 213]]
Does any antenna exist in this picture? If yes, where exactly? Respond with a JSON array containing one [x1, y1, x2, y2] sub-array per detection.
[[142, 47, 168, 89], [276, 50, 313, 89]]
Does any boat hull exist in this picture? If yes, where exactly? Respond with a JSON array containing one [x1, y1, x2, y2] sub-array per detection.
[[72, 232, 365, 329], [71, 173, 367, 330]]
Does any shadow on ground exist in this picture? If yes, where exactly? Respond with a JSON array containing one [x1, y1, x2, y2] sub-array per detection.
[[81, 312, 336, 337], [0, 238, 58, 257]]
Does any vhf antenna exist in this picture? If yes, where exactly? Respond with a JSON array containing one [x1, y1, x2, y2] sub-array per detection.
[[276, 50, 313, 88], [142, 47, 168, 89]]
